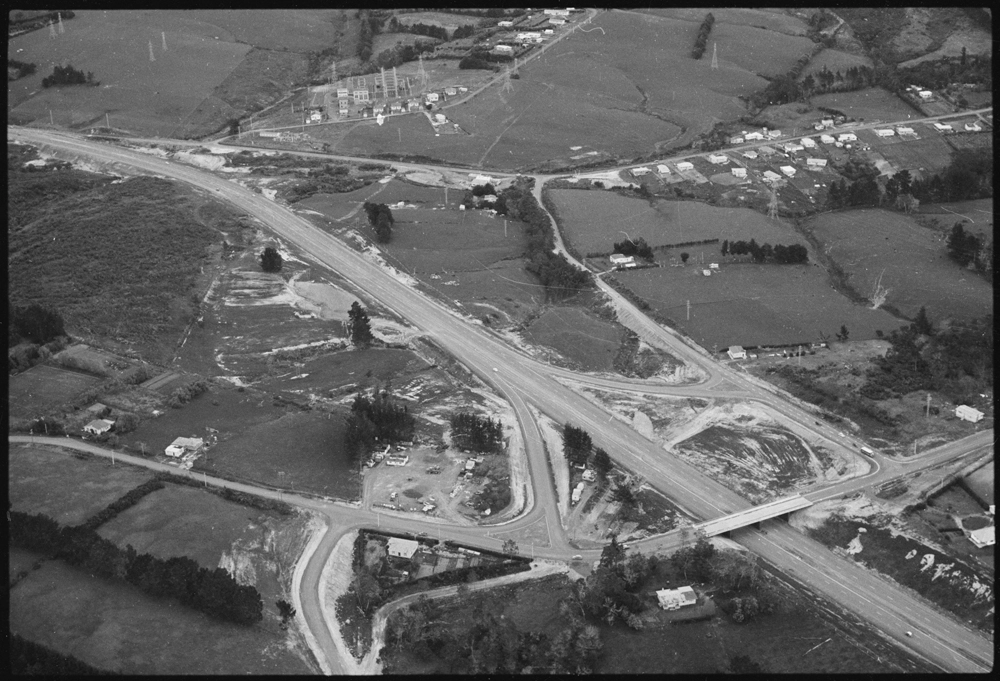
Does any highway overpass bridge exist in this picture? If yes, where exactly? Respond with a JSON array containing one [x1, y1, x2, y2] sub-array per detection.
[[694, 494, 813, 537]]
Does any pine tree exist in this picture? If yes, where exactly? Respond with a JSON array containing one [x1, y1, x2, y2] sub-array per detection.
[[260, 246, 283, 272], [347, 301, 374, 346]]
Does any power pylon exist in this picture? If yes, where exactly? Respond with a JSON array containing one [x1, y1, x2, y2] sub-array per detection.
[[162, 31, 167, 51], [58, 13, 65, 33], [711, 42, 718, 70], [502, 66, 513, 93], [767, 187, 779, 220], [49, 19, 57, 38], [417, 55, 428, 86], [149, 41, 156, 62]]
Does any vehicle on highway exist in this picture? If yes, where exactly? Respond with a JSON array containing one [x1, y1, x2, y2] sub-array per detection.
[[860, 446, 875, 457], [492, 367, 498, 372], [906, 631, 913, 637]]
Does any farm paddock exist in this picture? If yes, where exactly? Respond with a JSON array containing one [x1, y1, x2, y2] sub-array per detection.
[[804, 208, 993, 322], [612, 262, 903, 350], [8, 364, 102, 421]]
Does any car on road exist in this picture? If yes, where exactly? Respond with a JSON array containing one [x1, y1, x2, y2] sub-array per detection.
[[492, 367, 499, 372]]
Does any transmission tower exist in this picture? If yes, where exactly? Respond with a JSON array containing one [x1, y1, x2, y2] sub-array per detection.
[[58, 13, 65, 33], [329, 61, 337, 86], [502, 66, 513, 93], [512, 57, 519, 76], [417, 54, 428, 86], [162, 31, 167, 51], [767, 187, 779, 220], [49, 19, 57, 38], [711, 42, 718, 70], [149, 41, 156, 62]]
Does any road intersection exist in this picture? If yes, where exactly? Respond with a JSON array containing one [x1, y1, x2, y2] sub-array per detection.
[[8, 124, 992, 672]]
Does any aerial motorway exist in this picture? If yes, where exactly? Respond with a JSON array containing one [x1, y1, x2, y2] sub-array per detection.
[[7, 125, 993, 673]]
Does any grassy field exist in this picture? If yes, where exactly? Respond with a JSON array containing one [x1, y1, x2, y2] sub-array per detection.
[[548, 190, 807, 256], [9, 444, 155, 526], [395, 11, 482, 30], [863, 132, 956, 179], [524, 306, 621, 372], [10, 540, 316, 674], [8, 168, 244, 362], [804, 208, 993, 322], [8, 365, 103, 420], [801, 48, 874, 77], [810, 88, 918, 122], [7, 10, 350, 137], [614, 262, 904, 349]]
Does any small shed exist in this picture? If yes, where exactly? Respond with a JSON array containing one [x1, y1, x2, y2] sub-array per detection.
[[955, 405, 984, 423]]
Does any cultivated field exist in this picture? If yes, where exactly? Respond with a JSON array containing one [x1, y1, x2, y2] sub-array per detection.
[[863, 132, 956, 178], [614, 262, 903, 349], [805, 209, 993, 322], [810, 88, 919, 122], [9, 444, 155, 526], [8, 364, 102, 420], [548, 190, 807, 257]]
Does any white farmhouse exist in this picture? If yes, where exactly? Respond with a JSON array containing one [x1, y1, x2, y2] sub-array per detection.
[[387, 537, 420, 559], [933, 122, 953, 132], [874, 128, 895, 137], [819, 134, 836, 144], [83, 419, 115, 436], [425, 92, 440, 103], [676, 161, 694, 171], [727, 345, 747, 360], [707, 153, 729, 164], [837, 133, 857, 142], [780, 165, 797, 177], [498, 20, 513, 27], [165, 436, 204, 458], [806, 157, 827, 168], [744, 131, 764, 141], [741, 150, 758, 159], [762, 170, 782, 183], [955, 405, 984, 423], [783, 143, 804, 153], [895, 126, 915, 135], [657, 586, 697, 610], [731, 167, 747, 178], [800, 137, 817, 148], [918, 90, 933, 99], [494, 44, 514, 54], [656, 164, 671, 175], [632, 166, 651, 175]]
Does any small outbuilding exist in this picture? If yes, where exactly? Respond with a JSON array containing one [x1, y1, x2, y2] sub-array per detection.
[[955, 405, 984, 423], [968, 525, 994, 548], [83, 419, 115, 436]]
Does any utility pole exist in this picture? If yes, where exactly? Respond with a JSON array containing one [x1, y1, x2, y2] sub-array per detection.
[[687, 300, 691, 320], [162, 31, 167, 51], [106, 112, 110, 129], [925, 393, 931, 419], [50, 110, 54, 125]]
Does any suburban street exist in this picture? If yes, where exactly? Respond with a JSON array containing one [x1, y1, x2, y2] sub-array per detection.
[[8, 124, 993, 673]]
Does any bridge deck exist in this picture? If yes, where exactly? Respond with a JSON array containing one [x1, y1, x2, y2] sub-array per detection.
[[695, 494, 813, 537]]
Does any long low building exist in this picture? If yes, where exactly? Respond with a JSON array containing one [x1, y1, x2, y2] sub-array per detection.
[[695, 494, 813, 537]]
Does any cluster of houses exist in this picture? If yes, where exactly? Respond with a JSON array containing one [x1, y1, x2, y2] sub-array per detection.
[[905, 84, 935, 100]]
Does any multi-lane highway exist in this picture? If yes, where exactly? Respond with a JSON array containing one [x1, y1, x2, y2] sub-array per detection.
[[8, 125, 992, 672]]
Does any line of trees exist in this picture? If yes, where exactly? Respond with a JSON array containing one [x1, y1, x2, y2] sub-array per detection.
[[690, 12, 715, 59], [721, 239, 808, 264], [11, 633, 118, 676], [356, 10, 383, 63], [80, 479, 165, 531], [502, 180, 593, 299], [450, 412, 505, 454], [363, 201, 394, 243], [9, 510, 263, 625], [343, 387, 416, 463], [41, 63, 97, 88]]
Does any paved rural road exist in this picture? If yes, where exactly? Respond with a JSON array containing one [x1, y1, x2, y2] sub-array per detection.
[[8, 127, 993, 672]]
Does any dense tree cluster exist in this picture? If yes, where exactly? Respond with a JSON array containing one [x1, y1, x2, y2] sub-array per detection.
[[690, 12, 715, 59], [9, 510, 263, 625], [260, 246, 283, 273], [721, 239, 808, 264], [563, 423, 592, 467], [9, 302, 66, 345], [7, 57, 37, 80], [450, 412, 505, 454], [502, 181, 593, 299], [459, 50, 514, 68], [363, 201, 394, 243], [347, 301, 375, 346], [356, 10, 384, 63], [386, 17, 477, 41], [612, 236, 654, 261], [909, 149, 993, 204], [899, 53, 992, 91], [573, 535, 657, 629], [369, 40, 437, 72], [343, 387, 416, 463], [10, 633, 118, 676], [41, 63, 97, 88], [946, 222, 991, 276], [861, 313, 993, 403], [800, 64, 900, 97]]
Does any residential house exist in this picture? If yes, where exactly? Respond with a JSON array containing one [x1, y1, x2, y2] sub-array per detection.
[[918, 90, 933, 99], [444, 87, 457, 96], [731, 167, 747, 178], [656, 586, 697, 610], [610, 253, 636, 268], [968, 525, 995, 548], [837, 133, 857, 142], [353, 89, 370, 102], [744, 131, 765, 141], [709, 263, 720, 270], [814, 123, 826, 131], [821, 118, 834, 128], [387, 537, 420, 559], [800, 137, 817, 148], [336, 87, 349, 99], [425, 92, 440, 103], [495, 44, 514, 54], [806, 158, 827, 168], [895, 126, 915, 135], [498, 20, 514, 27], [361, 106, 374, 118], [309, 111, 322, 123], [964, 122, 982, 132], [543, 28, 554, 34], [408, 100, 422, 112], [729, 136, 744, 144], [762, 170, 782, 182], [874, 128, 895, 137], [434, 113, 447, 123], [165, 436, 204, 458], [819, 134, 836, 144], [780, 165, 796, 177], [702, 269, 712, 276], [458, 86, 468, 93], [783, 143, 804, 153], [571, 482, 585, 504], [632, 166, 651, 175], [582, 469, 596, 482], [727, 345, 747, 360], [955, 405, 984, 423], [386, 454, 409, 466], [471, 174, 494, 186], [83, 419, 115, 436], [765, 129, 782, 139], [741, 150, 758, 159], [549, 17, 567, 25], [544, 8, 570, 16], [676, 161, 694, 171], [933, 122, 953, 132], [390, 102, 403, 113], [656, 164, 671, 174], [707, 153, 729, 164], [86, 403, 110, 417]]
